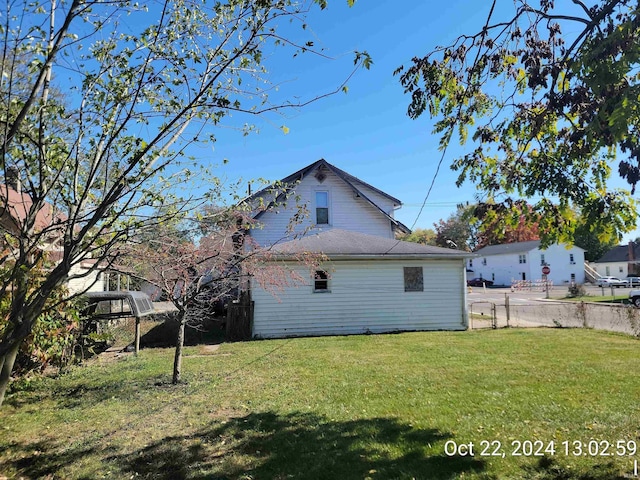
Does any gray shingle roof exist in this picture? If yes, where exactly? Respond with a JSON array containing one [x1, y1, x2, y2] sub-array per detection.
[[595, 242, 640, 263], [269, 229, 473, 258], [474, 240, 543, 256]]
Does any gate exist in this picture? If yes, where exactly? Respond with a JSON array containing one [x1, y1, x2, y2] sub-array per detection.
[[226, 292, 254, 341], [469, 301, 498, 329]]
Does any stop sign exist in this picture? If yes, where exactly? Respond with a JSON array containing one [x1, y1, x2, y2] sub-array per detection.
[[542, 266, 551, 275]]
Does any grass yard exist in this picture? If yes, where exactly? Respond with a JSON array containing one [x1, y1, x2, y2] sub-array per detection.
[[1, 328, 639, 479]]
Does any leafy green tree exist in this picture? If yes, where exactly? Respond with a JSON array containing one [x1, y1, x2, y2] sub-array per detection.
[[574, 223, 618, 262], [399, 228, 437, 245], [396, 0, 638, 247], [0, 0, 368, 407], [434, 205, 478, 251]]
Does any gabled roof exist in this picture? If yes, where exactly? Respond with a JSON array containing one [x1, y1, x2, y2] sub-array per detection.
[[474, 240, 542, 256], [0, 184, 63, 232], [595, 242, 640, 263], [269, 229, 473, 259], [247, 159, 410, 234], [474, 240, 584, 256]]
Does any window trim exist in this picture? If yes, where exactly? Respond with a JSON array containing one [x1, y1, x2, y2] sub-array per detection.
[[313, 270, 330, 293], [314, 190, 330, 225]]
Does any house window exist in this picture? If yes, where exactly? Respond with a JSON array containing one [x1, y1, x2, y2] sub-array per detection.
[[540, 254, 545, 266], [569, 253, 575, 264], [519, 254, 526, 264], [469, 259, 473, 268], [482, 258, 487, 266], [314, 270, 329, 292], [619, 266, 624, 273], [404, 267, 423, 292], [315, 191, 329, 225], [492, 273, 495, 282], [571, 273, 576, 282]]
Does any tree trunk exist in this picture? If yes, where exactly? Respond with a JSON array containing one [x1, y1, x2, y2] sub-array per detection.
[[172, 316, 186, 385], [0, 340, 22, 407]]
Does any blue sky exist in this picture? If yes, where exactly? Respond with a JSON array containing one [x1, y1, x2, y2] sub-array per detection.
[[189, 0, 638, 242]]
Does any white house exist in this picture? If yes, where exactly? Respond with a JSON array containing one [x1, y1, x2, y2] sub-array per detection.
[[470, 240, 585, 286], [246, 159, 472, 338], [591, 241, 640, 278]]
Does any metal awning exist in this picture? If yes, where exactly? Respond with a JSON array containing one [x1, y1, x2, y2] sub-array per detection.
[[83, 291, 155, 355], [84, 291, 155, 319]]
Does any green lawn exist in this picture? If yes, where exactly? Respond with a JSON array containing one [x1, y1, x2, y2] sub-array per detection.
[[1, 329, 639, 479]]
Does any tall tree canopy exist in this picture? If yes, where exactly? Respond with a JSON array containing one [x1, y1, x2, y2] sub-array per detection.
[[396, 0, 639, 246], [0, 0, 367, 407]]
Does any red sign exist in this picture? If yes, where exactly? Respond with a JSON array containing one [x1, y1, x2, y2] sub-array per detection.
[[542, 266, 551, 275]]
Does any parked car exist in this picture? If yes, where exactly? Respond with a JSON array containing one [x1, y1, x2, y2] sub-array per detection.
[[629, 290, 640, 307], [595, 276, 627, 287], [626, 276, 640, 287], [467, 277, 494, 287]]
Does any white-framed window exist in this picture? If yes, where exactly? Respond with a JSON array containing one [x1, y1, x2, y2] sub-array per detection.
[[314, 270, 330, 292], [569, 253, 575, 264], [519, 254, 526, 264], [315, 191, 329, 225], [403, 267, 424, 292], [482, 258, 487, 266], [619, 266, 624, 273], [540, 254, 545, 266], [571, 273, 576, 281], [469, 259, 473, 268]]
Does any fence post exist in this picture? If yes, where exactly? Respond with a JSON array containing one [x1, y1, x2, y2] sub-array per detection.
[[134, 317, 140, 355], [491, 303, 497, 329], [505, 294, 510, 328]]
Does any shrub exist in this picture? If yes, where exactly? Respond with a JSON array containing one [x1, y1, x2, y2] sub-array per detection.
[[567, 282, 586, 298], [1, 285, 85, 375]]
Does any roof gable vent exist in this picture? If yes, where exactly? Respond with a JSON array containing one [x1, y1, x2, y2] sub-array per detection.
[[314, 165, 327, 183]]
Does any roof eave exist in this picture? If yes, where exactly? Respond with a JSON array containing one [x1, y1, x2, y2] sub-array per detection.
[[270, 253, 475, 261]]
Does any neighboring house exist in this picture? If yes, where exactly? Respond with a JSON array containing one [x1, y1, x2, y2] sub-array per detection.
[[591, 241, 640, 278], [0, 183, 105, 294], [246, 159, 473, 339], [470, 240, 585, 286]]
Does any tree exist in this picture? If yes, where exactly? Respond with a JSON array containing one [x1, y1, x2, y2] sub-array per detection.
[[396, 0, 639, 247], [574, 221, 618, 262], [398, 228, 437, 245], [120, 207, 320, 384], [0, 0, 369, 406], [474, 201, 540, 249], [434, 205, 478, 251]]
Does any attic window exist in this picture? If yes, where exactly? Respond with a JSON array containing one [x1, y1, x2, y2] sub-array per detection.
[[316, 191, 329, 225], [404, 267, 423, 292]]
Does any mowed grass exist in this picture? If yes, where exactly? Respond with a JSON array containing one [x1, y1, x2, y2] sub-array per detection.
[[1, 328, 639, 479]]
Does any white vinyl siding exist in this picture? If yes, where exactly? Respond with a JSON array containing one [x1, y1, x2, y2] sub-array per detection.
[[250, 169, 394, 246], [252, 259, 467, 338], [67, 263, 104, 295]]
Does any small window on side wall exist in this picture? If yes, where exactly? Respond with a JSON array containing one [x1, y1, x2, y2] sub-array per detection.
[[404, 267, 424, 292], [316, 191, 329, 225], [314, 270, 329, 292]]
